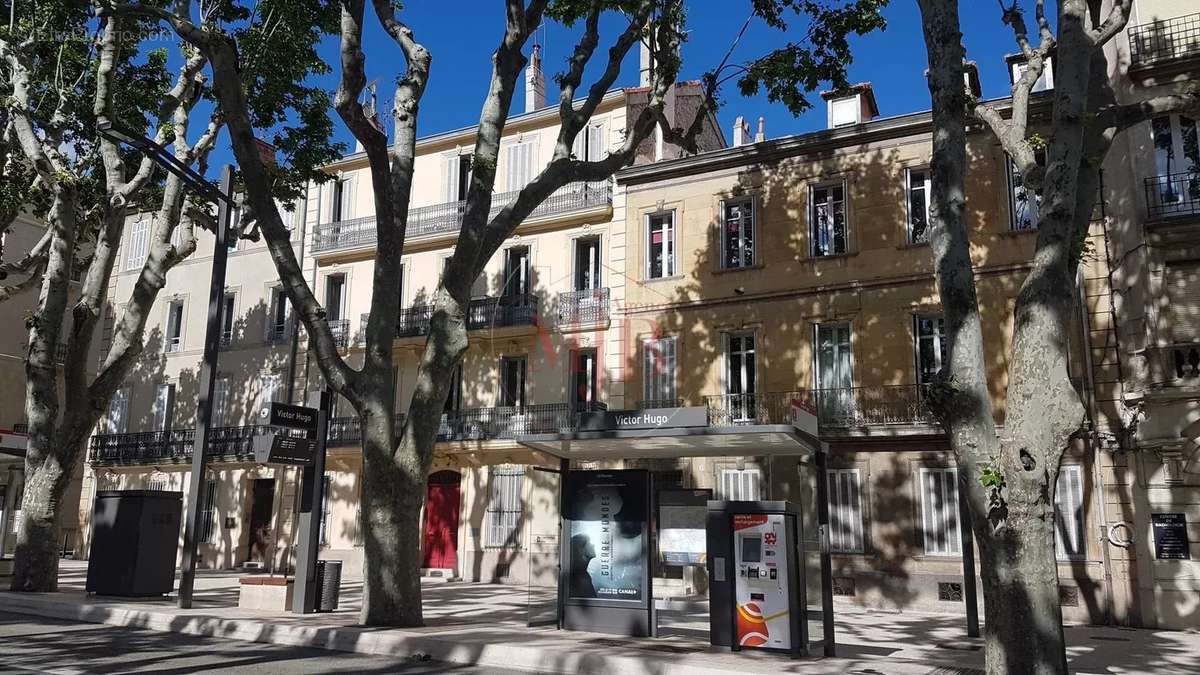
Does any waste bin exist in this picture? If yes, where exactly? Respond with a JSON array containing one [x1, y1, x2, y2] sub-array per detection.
[[315, 560, 342, 611]]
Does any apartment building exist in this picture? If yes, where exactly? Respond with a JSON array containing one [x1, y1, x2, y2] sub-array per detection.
[[77, 3, 1197, 632], [1086, 0, 1200, 630], [81, 48, 724, 576]]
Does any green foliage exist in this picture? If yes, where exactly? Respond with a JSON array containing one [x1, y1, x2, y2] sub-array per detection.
[[979, 465, 1005, 489], [739, 1, 889, 115]]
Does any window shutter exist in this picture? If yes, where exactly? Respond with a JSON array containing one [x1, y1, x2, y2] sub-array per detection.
[[507, 142, 534, 192], [1166, 264, 1200, 341], [1055, 465, 1085, 560], [127, 219, 149, 270], [587, 122, 606, 162], [920, 468, 961, 555], [827, 469, 864, 553], [212, 378, 230, 427], [444, 154, 461, 202]]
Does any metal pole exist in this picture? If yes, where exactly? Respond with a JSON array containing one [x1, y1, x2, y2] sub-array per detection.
[[178, 165, 234, 609], [814, 446, 836, 657], [959, 477, 981, 638], [292, 388, 331, 613]]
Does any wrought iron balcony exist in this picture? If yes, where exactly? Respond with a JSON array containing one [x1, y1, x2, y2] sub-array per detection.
[[1145, 172, 1200, 220], [636, 398, 685, 409], [326, 404, 572, 446], [556, 287, 610, 328], [310, 180, 612, 255], [1129, 13, 1200, 67], [705, 385, 936, 430], [395, 295, 538, 338], [89, 424, 276, 465], [328, 319, 351, 348], [264, 321, 291, 345]]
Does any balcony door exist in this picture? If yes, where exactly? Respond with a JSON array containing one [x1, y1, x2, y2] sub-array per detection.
[[915, 316, 947, 386], [500, 357, 527, 409], [572, 349, 599, 412], [815, 323, 854, 423], [502, 247, 531, 322], [725, 332, 757, 422], [325, 274, 346, 322], [1151, 114, 1199, 208], [574, 236, 602, 291]]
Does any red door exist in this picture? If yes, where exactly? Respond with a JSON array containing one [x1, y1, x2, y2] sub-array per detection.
[[422, 471, 461, 569]]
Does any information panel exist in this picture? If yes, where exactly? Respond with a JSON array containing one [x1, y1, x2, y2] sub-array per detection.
[[563, 470, 649, 603], [1152, 513, 1190, 560]]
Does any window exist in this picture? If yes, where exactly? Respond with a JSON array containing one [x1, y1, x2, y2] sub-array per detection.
[[126, 218, 149, 270], [503, 247, 530, 300], [445, 153, 473, 202], [164, 301, 184, 353], [919, 467, 961, 556], [827, 469, 865, 553], [506, 142, 536, 192], [500, 357, 526, 408], [907, 168, 932, 244], [646, 211, 676, 280], [915, 316, 947, 386], [721, 198, 755, 269], [726, 332, 757, 421], [574, 236, 602, 291], [1008, 153, 1045, 231], [1055, 465, 1086, 560], [1011, 56, 1054, 93], [324, 275, 345, 322], [258, 374, 282, 414], [105, 388, 129, 434], [1150, 114, 1199, 207], [220, 293, 235, 346], [815, 322, 853, 424], [571, 349, 599, 411], [573, 121, 607, 162], [717, 468, 762, 501], [331, 177, 354, 222], [267, 287, 289, 343], [810, 183, 847, 257], [829, 96, 860, 127], [320, 475, 332, 546], [199, 479, 218, 544], [486, 465, 524, 548], [1165, 264, 1200, 342], [152, 384, 174, 432], [444, 364, 463, 413], [226, 202, 243, 251], [642, 336, 677, 405], [212, 377, 230, 427]]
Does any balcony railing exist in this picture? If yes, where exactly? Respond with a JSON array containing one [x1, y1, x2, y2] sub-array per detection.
[[89, 424, 276, 465], [311, 180, 612, 254], [1147, 343, 1200, 386], [328, 319, 351, 348], [705, 386, 935, 429], [326, 404, 572, 446], [1145, 172, 1200, 220], [637, 398, 685, 409], [395, 295, 538, 338], [265, 321, 290, 345], [556, 287, 610, 327], [1129, 13, 1200, 67]]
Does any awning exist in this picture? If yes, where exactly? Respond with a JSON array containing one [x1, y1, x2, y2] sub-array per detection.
[[517, 423, 825, 461], [0, 429, 28, 459]]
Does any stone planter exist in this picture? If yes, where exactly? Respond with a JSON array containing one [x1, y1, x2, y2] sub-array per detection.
[[238, 576, 293, 612]]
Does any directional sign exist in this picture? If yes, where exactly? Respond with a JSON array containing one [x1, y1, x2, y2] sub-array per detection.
[[264, 402, 319, 431], [253, 432, 318, 465]]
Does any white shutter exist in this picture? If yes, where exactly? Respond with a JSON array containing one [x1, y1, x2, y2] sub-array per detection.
[[258, 374, 281, 415], [827, 469, 864, 553], [506, 142, 534, 192], [1055, 465, 1086, 560], [920, 468, 961, 556], [126, 219, 149, 270], [153, 384, 174, 432], [321, 181, 335, 223], [1166, 264, 1200, 341], [445, 154, 461, 202], [212, 377, 230, 427], [586, 122, 607, 162]]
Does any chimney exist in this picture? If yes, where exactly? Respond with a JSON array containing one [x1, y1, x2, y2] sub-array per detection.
[[732, 116, 751, 147], [525, 45, 546, 113], [755, 117, 765, 143], [820, 82, 879, 130], [639, 40, 653, 87]]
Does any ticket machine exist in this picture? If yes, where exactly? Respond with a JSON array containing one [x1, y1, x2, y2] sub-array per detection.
[[707, 501, 805, 655]]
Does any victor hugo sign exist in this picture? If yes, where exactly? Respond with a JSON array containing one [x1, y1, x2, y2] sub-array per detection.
[[1152, 513, 1190, 560], [561, 469, 653, 636], [577, 406, 708, 433]]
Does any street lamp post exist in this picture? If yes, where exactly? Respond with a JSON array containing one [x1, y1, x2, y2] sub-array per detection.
[[96, 121, 237, 609]]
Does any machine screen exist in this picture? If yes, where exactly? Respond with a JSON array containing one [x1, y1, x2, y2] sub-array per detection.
[[740, 536, 762, 563]]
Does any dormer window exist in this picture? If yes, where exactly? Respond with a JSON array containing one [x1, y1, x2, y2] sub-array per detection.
[[1008, 55, 1054, 92], [829, 97, 860, 128], [822, 84, 879, 130]]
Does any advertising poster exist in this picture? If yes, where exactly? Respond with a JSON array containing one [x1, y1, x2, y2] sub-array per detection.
[[564, 470, 648, 603]]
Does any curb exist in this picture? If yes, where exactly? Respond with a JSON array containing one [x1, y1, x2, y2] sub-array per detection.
[[0, 592, 813, 675]]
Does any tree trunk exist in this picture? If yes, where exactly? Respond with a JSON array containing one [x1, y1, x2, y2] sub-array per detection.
[[9, 454, 68, 591], [976, 479, 1068, 675]]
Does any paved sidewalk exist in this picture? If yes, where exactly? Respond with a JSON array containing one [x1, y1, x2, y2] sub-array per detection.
[[0, 561, 1196, 674]]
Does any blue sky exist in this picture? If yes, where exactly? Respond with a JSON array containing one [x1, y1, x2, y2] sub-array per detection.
[[202, 2, 1031, 171]]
